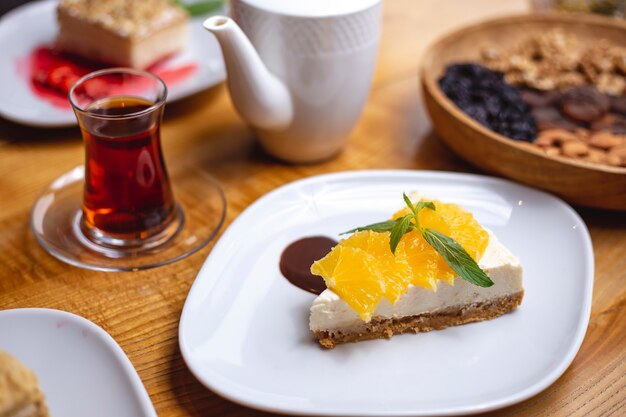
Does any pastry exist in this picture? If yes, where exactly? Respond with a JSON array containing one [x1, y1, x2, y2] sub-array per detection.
[[0, 351, 49, 417], [56, 0, 188, 69]]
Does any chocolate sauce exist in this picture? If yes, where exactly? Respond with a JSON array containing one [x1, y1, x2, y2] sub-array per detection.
[[280, 236, 337, 295]]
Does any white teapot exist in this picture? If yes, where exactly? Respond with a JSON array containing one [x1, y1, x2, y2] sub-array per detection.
[[204, 0, 382, 163]]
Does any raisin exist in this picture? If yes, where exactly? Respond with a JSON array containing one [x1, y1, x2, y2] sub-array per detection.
[[439, 63, 537, 141], [521, 89, 561, 108]]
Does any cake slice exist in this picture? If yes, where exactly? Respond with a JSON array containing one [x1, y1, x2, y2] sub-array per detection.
[[0, 351, 50, 417], [310, 230, 523, 348], [309, 196, 523, 348], [56, 0, 188, 69]]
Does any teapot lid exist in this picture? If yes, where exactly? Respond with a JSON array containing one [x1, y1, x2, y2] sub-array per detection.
[[240, 0, 380, 17]]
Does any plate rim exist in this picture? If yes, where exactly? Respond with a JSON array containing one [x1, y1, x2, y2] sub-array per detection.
[[179, 169, 594, 416], [0, 0, 225, 128], [0, 307, 158, 417]]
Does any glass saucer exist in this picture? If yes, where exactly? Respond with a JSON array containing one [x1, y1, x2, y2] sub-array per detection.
[[31, 165, 226, 272]]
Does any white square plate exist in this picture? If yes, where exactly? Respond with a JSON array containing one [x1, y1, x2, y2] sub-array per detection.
[[0, 308, 157, 417], [179, 170, 593, 416]]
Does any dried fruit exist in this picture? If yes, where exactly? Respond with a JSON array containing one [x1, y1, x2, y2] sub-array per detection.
[[457, 29, 626, 169], [521, 85, 626, 168], [521, 90, 560, 107], [609, 96, 626, 116], [532, 106, 581, 131], [439, 64, 537, 141], [561, 86, 610, 123]]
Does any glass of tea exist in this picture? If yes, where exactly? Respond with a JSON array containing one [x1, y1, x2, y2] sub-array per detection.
[[70, 68, 180, 250], [31, 68, 226, 271]]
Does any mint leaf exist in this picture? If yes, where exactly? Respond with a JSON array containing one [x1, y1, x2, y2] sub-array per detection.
[[402, 195, 436, 232], [390, 215, 412, 254], [174, 0, 224, 16], [403, 193, 417, 216], [339, 194, 491, 289], [341, 220, 398, 235], [415, 201, 436, 212], [422, 228, 494, 287], [403, 194, 436, 217]]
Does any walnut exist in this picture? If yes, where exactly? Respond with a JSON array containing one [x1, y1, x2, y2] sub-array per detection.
[[614, 52, 626, 75], [556, 72, 586, 89], [579, 59, 599, 83], [596, 72, 626, 96], [481, 47, 501, 61], [504, 72, 525, 85], [480, 29, 626, 95]]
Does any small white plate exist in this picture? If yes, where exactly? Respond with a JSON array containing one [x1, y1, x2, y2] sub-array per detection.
[[0, 0, 225, 127], [0, 308, 157, 417], [179, 170, 594, 416]]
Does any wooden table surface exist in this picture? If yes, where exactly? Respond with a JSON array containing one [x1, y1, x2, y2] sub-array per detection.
[[1, 1, 624, 416]]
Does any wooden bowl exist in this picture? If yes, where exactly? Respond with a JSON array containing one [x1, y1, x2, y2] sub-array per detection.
[[421, 13, 626, 210]]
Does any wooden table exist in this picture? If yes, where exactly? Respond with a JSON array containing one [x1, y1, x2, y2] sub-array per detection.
[[1, 1, 624, 415]]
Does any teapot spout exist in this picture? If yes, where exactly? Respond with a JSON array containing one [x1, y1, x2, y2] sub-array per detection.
[[203, 16, 293, 130]]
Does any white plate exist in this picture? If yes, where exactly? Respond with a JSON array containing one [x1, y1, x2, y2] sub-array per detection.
[[0, 0, 225, 127], [0, 308, 157, 417], [179, 170, 594, 416]]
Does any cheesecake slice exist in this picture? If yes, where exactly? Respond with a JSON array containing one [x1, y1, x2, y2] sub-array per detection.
[[308, 196, 524, 348], [0, 352, 50, 417], [56, 0, 188, 69], [310, 230, 523, 348]]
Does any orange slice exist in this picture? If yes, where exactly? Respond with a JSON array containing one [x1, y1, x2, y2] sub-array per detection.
[[311, 199, 489, 321], [311, 244, 385, 322], [342, 231, 412, 304]]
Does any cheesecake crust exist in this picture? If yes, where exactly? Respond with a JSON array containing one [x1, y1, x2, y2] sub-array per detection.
[[314, 291, 524, 349]]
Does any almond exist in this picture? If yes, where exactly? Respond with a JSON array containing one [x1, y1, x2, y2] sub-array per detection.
[[544, 146, 561, 156], [584, 148, 607, 164], [574, 128, 591, 140], [606, 154, 622, 166], [534, 129, 578, 146], [608, 145, 626, 159], [562, 141, 589, 157], [588, 132, 624, 149]]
